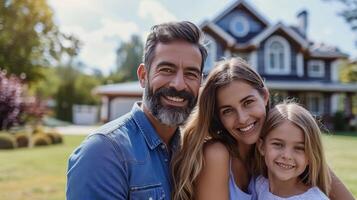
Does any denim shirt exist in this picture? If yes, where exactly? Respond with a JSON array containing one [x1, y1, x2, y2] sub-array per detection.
[[66, 102, 180, 200]]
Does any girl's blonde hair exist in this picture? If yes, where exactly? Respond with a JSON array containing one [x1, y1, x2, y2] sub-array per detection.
[[255, 101, 331, 195], [171, 57, 268, 200]]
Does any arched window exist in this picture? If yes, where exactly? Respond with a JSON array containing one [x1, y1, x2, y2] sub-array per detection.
[[264, 35, 291, 74], [203, 35, 217, 75]]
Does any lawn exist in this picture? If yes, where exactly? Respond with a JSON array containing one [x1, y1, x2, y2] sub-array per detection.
[[0, 133, 356, 199], [0, 135, 86, 200]]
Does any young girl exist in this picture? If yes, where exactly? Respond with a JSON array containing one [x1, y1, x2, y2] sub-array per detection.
[[256, 102, 331, 199]]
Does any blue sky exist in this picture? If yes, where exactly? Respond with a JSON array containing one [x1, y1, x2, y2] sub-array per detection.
[[48, 0, 356, 74]]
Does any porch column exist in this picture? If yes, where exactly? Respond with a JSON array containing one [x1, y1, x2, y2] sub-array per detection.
[[345, 92, 353, 117], [100, 96, 109, 123], [330, 93, 340, 114]]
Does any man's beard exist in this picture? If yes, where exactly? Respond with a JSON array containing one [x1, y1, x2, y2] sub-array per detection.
[[143, 83, 197, 127]]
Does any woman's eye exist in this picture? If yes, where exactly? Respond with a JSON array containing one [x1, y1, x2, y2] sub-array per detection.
[[244, 99, 254, 106], [222, 109, 232, 115]]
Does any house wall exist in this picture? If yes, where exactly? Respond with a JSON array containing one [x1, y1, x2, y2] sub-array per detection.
[[108, 96, 141, 121], [303, 59, 332, 82], [257, 32, 302, 80]]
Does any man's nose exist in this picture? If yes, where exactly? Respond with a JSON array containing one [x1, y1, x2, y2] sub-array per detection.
[[169, 71, 186, 91]]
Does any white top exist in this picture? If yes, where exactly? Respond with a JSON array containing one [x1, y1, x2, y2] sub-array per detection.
[[255, 176, 329, 200], [229, 159, 256, 200]]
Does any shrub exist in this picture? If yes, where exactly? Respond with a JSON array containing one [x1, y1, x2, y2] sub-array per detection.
[[333, 111, 349, 131], [32, 134, 52, 146], [47, 131, 63, 144], [15, 132, 30, 148], [0, 70, 26, 130], [0, 132, 17, 149], [32, 125, 45, 135]]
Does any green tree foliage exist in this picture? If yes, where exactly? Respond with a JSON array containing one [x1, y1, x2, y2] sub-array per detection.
[[55, 64, 101, 122], [107, 35, 143, 83], [0, 0, 81, 83], [340, 59, 357, 83]]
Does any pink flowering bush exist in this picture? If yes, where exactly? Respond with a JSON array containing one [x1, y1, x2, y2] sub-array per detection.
[[0, 70, 25, 130]]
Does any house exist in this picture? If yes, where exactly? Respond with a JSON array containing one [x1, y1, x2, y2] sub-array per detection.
[[200, 0, 356, 127], [95, 0, 357, 128]]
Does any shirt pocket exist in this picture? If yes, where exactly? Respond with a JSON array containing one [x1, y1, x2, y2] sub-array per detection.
[[130, 183, 166, 200]]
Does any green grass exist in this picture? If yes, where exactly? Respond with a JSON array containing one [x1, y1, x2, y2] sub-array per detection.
[[0, 133, 356, 199], [323, 133, 357, 197], [0, 135, 86, 200]]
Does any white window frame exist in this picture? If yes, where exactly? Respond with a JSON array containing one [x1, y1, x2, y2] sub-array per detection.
[[229, 15, 250, 37], [203, 34, 217, 74], [264, 35, 291, 75], [307, 93, 324, 115], [308, 60, 325, 78]]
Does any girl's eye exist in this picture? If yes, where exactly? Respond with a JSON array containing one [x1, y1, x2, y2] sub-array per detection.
[[272, 142, 283, 148], [295, 146, 305, 152]]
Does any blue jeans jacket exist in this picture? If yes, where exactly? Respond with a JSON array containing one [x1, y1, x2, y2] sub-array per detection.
[[66, 102, 180, 200]]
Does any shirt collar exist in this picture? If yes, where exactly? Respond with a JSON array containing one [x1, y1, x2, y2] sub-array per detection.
[[132, 102, 180, 150]]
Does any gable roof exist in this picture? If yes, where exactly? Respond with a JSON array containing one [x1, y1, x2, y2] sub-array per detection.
[[201, 21, 237, 47], [212, 0, 270, 26], [250, 22, 310, 49], [309, 42, 349, 58]]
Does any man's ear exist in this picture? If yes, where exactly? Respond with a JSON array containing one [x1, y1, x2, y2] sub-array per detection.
[[137, 63, 146, 88], [257, 138, 265, 156]]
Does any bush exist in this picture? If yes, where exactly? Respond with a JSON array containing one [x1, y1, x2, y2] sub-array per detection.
[[0, 70, 26, 130], [47, 131, 63, 144], [32, 125, 45, 135], [0, 132, 17, 149], [32, 134, 52, 146], [15, 132, 30, 148], [333, 111, 349, 131]]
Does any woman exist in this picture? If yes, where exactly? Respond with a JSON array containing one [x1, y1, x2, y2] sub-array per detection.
[[171, 58, 354, 200]]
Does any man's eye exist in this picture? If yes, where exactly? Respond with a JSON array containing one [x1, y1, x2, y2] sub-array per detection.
[[161, 68, 173, 73], [186, 72, 199, 79]]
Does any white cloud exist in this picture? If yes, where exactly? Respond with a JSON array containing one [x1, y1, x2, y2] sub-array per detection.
[[138, 0, 177, 23]]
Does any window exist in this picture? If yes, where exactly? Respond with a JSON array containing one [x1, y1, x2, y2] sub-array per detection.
[[229, 15, 249, 37], [307, 93, 324, 115], [264, 36, 291, 74], [308, 60, 325, 77], [203, 35, 217, 75]]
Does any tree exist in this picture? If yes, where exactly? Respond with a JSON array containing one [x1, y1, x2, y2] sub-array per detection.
[[340, 59, 357, 83], [54, 63, 101, 122], [0, 0, 81, 83], [108, 35, 143, 83]]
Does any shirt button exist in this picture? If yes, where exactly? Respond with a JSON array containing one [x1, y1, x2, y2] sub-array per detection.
[[161, 144, 166, 149], [149, 197, 153, 200], [164, 158, 169, 162]]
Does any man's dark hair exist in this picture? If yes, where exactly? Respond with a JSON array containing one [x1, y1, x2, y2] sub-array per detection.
[[144, 21, 208, 72]]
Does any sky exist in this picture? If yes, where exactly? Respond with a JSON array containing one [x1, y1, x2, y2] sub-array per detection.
[[48, 0, 357, 74]]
